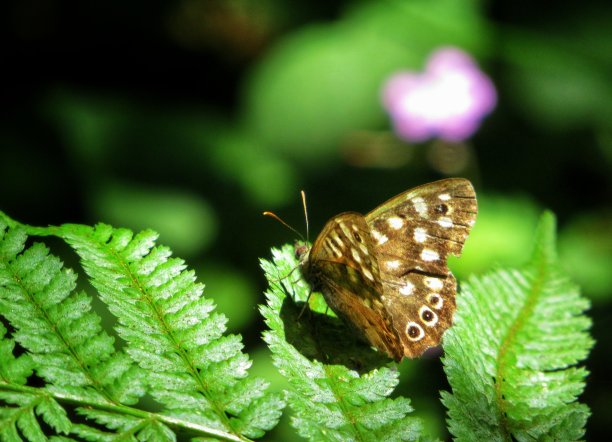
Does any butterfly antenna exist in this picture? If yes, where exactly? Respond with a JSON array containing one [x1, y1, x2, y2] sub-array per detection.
[[301, 190, 310, 242], [263, 211, 305, 241]]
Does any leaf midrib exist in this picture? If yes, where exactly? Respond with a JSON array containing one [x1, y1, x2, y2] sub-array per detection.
[[95, 230, 253, 442], [494, 262, 547, 440]]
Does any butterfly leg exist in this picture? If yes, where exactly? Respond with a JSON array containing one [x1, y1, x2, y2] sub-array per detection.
[[270, 264, 301, 284], [298, 288, 314, 319]]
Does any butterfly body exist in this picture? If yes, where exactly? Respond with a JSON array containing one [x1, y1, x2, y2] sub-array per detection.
[[296, 178, 477, 360]]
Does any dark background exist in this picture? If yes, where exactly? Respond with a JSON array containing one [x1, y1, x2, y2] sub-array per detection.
[[2, 0, 611, 439]]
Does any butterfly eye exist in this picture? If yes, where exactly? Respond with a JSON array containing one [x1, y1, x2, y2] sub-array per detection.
[[353, 232, 362, 242]]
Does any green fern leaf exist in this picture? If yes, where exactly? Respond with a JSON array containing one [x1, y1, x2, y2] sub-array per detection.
[[0, 214, 284, 441], [0, 327, 70, 440], [44, 222, 284, 440], [0, 225, 145, 406], [0, 390, 71, 441], [0, 323, 34, 387], [137, 420, 176, 442], [260, 245, 423, 441], [0, 222, 147, 438], [441, 212, 594, 441], [36, 396, 72, 435]]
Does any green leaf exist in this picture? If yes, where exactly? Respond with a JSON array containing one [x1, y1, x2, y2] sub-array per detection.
[[0, 322, 34, 386], [0, 223, 145, 406], [260, 245, 423, 441], [50, 222, 284, 440], [36, 395, 72, 434], [0, 215, 285, 440], [0, 220, 150, 439], [442, 211, 594, 441], [74, 408, 141, 431], [18, 407, 47, 442], [136, 421, 175, 442]]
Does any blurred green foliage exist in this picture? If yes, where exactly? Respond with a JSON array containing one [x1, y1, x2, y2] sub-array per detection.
[[245, 0, 492, 164], [559, 212, 612, 301], [197, 263, 259, 331], [2, 0, 611, 439], [93, 181, 217, 256], [451, 194, 541, 276]]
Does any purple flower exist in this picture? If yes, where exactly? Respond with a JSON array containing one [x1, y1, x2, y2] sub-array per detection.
[[382, 47, 497, 142]]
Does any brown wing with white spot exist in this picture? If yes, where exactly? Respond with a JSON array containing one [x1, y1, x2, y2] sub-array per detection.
[[304, 213, 403, 360], [374, 272, 458, 358], [364, 178, 477, 358]]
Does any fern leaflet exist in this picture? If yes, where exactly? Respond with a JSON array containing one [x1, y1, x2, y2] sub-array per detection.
[[260, 245, 423, 441], [0, 221, 148, 439], [0, 215, 284, 441], [441, 212, 594, 441], [47, 222, 284, 440]]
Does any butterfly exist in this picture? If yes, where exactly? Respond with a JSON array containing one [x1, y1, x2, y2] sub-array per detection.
[[295, 178, 477, 360]]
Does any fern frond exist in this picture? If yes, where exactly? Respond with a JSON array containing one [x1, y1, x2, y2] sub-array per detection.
[[0, 214, 284, 440], [37, 222, 285, 440], [0, 390, 74, 441], [0, 323, 33, 387], [0, 227, 144, 403], [0, 222, 149, 438], [1, 320, 60, 440], [441, 212, 594, 441], [260, 245, 423, 441]]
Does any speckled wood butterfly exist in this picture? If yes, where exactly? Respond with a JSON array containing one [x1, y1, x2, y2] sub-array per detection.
[[295, 178, 477, 360]]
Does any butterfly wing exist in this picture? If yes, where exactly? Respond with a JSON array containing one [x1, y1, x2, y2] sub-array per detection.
[[364, 178, 477, 358], [305, 212, 403, 360]]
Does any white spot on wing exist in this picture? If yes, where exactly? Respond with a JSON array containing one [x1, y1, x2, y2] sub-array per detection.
[[425, 277, 444, 290], [358, 242, 369, 255], [386, 260, 400, 270], [438, 217, 453, 228], [351, 248, 362, 263], [387, 217, 404, 230], [421, 249, 439, 261], [399, 281, 414, 296], [337, 221, 352, 238], [412, 197, 428, 217], [326, 238, 342, 258], [331, 232, 343, 249], [413, 227, 427, 243], [371, 229, 389, 245], [439, 193, 451, 201], [362, 268, 374, 281]]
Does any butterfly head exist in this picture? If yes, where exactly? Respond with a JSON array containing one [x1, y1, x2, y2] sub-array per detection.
[[294, 241, 311, 271]]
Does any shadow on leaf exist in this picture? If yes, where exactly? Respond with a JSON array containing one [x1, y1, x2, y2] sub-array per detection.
[[280, 295, 390, 374]]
